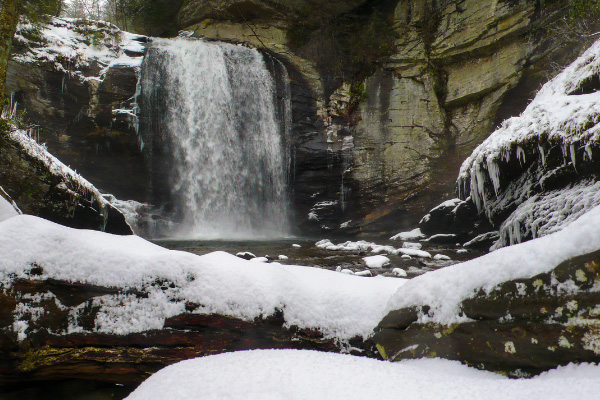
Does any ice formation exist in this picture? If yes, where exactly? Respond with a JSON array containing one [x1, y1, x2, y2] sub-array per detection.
[[456, 37, 600, 247]]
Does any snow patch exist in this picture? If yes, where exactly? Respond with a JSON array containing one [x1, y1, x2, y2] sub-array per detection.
[[125, 350, 600, 400]]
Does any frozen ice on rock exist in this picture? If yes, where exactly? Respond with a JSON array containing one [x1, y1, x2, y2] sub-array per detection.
[[292, 244, 301, 248], [278, 255, 289, 260], [433, 254, 452, 261], [401, 255, 412, 260], [457, 36, 600, 241], [402, 242, 422, 250]]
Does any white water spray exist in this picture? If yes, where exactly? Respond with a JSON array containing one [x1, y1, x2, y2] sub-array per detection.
[[139, 38, 291, 238]]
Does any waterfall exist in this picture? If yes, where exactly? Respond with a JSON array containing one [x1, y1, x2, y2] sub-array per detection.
[[138, 38, 291, 239]]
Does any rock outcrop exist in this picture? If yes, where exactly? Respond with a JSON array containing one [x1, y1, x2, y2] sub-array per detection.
[[448, 33, 600, 250], [374, 248, 600, 376], [0, 126, 132, 234]]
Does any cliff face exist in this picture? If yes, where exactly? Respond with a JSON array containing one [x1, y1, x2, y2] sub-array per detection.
[[175, 0, 577, 235]]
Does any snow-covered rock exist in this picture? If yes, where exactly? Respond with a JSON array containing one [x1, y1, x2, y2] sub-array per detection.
[[390, 228, 425, 241], [0, 125, 131, 234], [0, 187, 20, 222], [362, 255, 390, 269], [383, 204, 600, 325], [0, 215, 405, 340], [236, 251, 256, 260], [402, 242, 422, 250], [456, 37, 600, 248], [376, 205, 600, 375]]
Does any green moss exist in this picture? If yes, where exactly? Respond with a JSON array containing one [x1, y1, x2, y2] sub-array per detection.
[[568, 0, 600, 21], [349, 80, 368, 107], [0, 118, 11, 136], [375, 343, 388, 360]]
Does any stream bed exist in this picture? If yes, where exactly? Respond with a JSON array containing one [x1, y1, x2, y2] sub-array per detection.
[[156, 238, 487, 279]]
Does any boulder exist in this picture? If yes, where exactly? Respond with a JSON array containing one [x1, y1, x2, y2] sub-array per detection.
[[373, 249, 600, 376], [0, 274, 377, 389]]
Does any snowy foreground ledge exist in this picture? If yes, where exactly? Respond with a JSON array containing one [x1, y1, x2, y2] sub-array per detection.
[[126, 350, 600, 400], [0, 215, 404, 340]]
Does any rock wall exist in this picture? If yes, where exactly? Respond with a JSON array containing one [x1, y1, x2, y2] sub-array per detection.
[[350, 0, 572, 233], [174, 0, 576, 236]]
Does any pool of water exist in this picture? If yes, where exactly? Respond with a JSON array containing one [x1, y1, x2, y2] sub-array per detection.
[[154, 237, 486, 279]]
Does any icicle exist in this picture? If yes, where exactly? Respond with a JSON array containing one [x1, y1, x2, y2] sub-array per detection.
[[486, 158, 501, 197], [538, 144, 546, 167], [584, 144, 593, 162], [502, 147, 510, 162], [570, 143, 577, 171], [561, 144, 569, 165], [516, 146, 526, 166]]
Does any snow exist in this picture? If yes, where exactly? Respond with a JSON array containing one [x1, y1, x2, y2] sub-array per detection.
[[385, 204, 600, 325], [457, 37, 600, 222], [0, 187, 19, 222], [5, 127, 113, 227], [363, 255, 390, 269], [125, 350, 600, 400], [402, 242, 422, 250], [13, 17, 145, 79], [433, 254, 451, 261], [390, 228, 426, 241], [316, 239, 431, 258], [249, 257, 269, 263], [0, 215, 405, 340]]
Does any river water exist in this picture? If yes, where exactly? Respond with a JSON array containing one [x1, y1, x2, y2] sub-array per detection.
[[156, 238, 486, 278]]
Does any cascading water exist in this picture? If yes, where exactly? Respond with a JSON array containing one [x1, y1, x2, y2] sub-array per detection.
[[138, 38, 291, 238]]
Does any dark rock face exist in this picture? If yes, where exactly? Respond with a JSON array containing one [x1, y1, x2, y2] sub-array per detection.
[[373, 250, 600, 376], [0, 132, 131, 234], [0, 276, 376, 388]]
